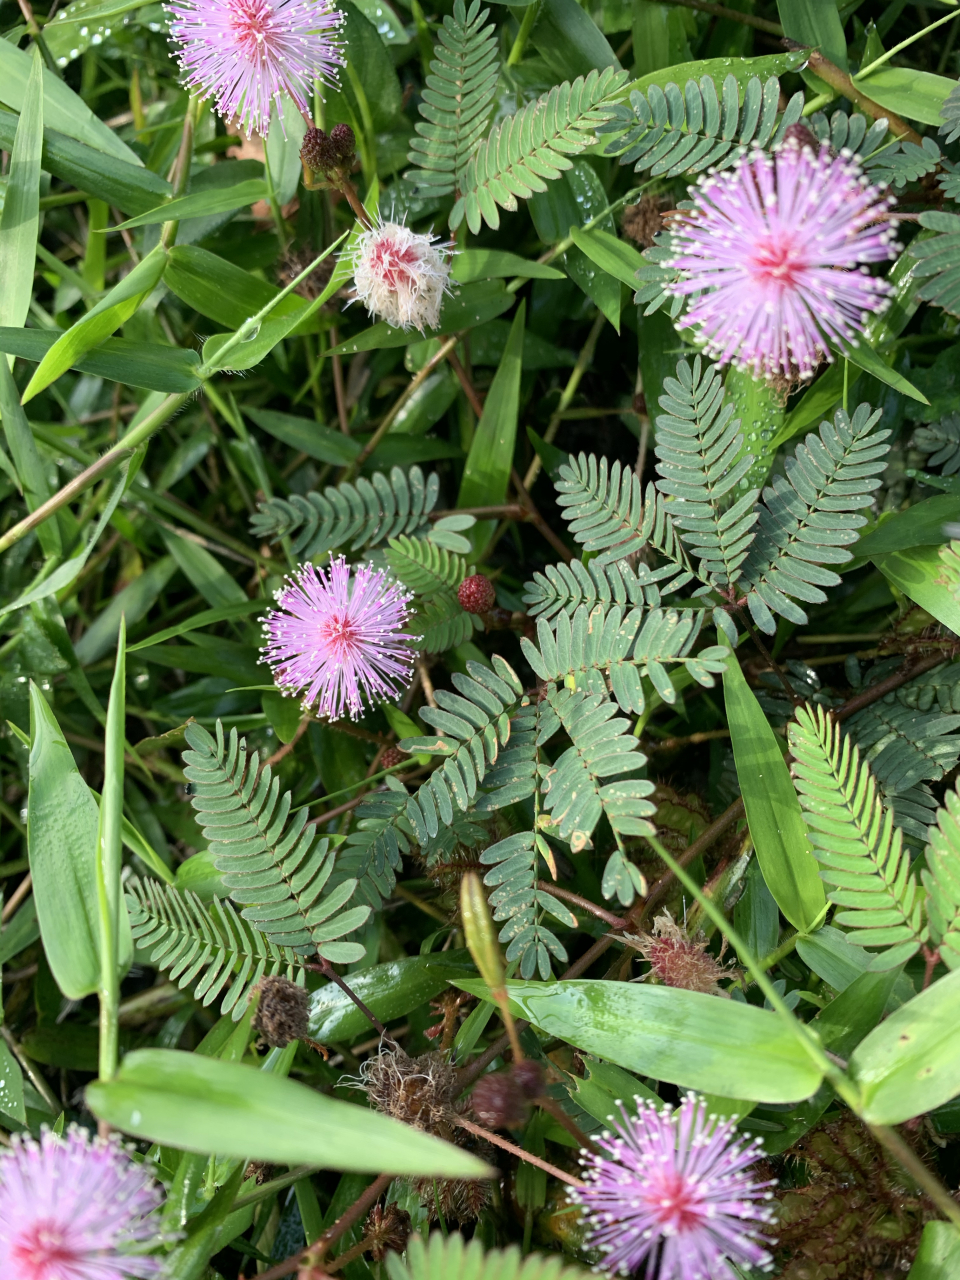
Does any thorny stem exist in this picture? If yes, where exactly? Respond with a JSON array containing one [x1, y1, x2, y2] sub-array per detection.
[[644, 728, 731, 751], [737, 609, 802, 705], [511, 468, 573, 564], [836, 650, 954, 721], [453, 1116, 585, 1188], [785, 44, 924, 146], [446, 349, 485, 419], [256, 1173, 394, 1280], [307, 957, 387, 1036]]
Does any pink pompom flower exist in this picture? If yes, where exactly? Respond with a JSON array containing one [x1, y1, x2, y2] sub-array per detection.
[[352, 220, 454, 332], [262, 556, 417, 721], [667, 139, 899, 381], [0, 1126, 164, 1280], [571, 1093, 775, 1279], [167, 0, 344, 138]]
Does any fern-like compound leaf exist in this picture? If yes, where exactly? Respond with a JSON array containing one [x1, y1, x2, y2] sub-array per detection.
[[478, 700, 576, 979], [384, 534, 471, 595], [541, 685, 656, 854], [523, 556, 680, 620], [521, 604, 727, 718], [862, 135, 942, 189], [386, 1233, 589, 1280], [406, 0, 499, 197], [126, 876, 305, 1020], [788, 703, 927, 967], [654, 356, 760, 586], [940, 79, 960, 146], [740, 404, 890, 634], [913, 416, 960, 475], [182, 722, 371, 959], [809, 108, 890, 159], [249, 466, 440, 558], [412, 591, 479, 653], [602, 73, 803, 178], [922, 789, 960, 969], [845, 698, 960, 795], [911, 211, 960, 318], [398, 655, 524, 840], [451, 67, 629, 233], [555, 453, 692, 581]]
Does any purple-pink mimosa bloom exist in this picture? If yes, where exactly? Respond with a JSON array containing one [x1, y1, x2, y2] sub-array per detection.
[[0, 1127, 164, 1280], [262, 556, 417, 720], [167, 0, 344, 138], [667, 140, 899, 381], [572, 1093, 775, 1279]]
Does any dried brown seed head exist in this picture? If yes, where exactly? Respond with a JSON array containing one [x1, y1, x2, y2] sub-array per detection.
[[254, 974, 310, 1047]]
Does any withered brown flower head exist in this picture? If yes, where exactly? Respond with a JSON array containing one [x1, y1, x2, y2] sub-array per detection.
[[356, 1042, 460, 1134], [253, 974, 310, 1047], [365, 1202, 411, 1262], [629, 912, 732, 995]]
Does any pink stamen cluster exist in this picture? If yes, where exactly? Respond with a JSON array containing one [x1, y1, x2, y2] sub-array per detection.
[[667, 140, 899, 381], [262, 556, 417, 721], [167, 0, 344, 138], [0, 1127, 164, 1280], [572, 1093, 775, 1279], [352, 220, 454, 332]]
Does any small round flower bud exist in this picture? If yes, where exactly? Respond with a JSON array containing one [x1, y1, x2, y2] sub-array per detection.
[[471, 1066, 535, 1129], [301, 127, 337, 174], [254, 975, 310, 1047], [512, 1058, 545, 1100], [380, 745, 406, 769], [329, 122, 356, 162], [458, 574, 496, 614]]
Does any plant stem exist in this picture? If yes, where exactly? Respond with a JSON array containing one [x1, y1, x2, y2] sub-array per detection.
[[0, 391, 189, 556], [453, 1116, 585, 1187], [256, 1173, 394, 1280], [96, 619, 126, 1090], [660, 0, 782, 33], [160, 96, 199, 250], [787, 45, 924, 145], [507, 0, 540, 65], [871, 1124, 960, 1230], [328, 327, 351, 432], [836, 651, 952, 721], [758, 930, 800, 972], [340, 333, 462, 479], [857, 9, 960, 80], [309, 956, 386, 1035], [536, 881, 627, 929]]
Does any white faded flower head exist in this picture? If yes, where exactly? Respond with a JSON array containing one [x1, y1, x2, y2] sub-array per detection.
[[351, 220, 453, 332]]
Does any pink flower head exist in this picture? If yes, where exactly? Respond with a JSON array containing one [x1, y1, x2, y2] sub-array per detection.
[[572, 1093, 775, 1279], [667, 139, 899, 381], [167, 0, 344, 138], [352, 220, 453, 332], [0, 1126, 164, 1280], [262, 556, 417, 720]]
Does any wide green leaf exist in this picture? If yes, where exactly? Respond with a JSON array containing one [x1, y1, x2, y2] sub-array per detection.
[[452, 250, 565, 283], [86, 1048, 492, 1175], [908, 1223, 960, 1280], [164, 245, 318, 334], [839, 342, 928, 405], [531, 0, 620, 79], [309, 952, 474, 1044], [850, 968, 960, 1124], [850, 67, 957, 127], [856, 496, 960, 556], [623, 50, 807, 98], [161, 530, 247, 609], [27, 686, 132, 1000], [246, 407, 362, 466], [721, 636, 826, 933], [0, 37, 141, 163], [328, 281, 515, 355], [0, 110, 172, 215], [455, 979, 824, 1103], [570, 226, 644, 290], [114, 180, 268, 230], [0, 354, 61, 557], [873, 544, 960, 635], [22, 245, 168, 402], [458, 301, 525, 557], [777, 0, 847, 67], [0, 327, 202, 393], [0, 47, 42, 331]]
